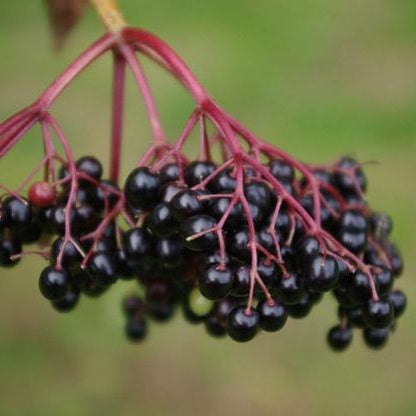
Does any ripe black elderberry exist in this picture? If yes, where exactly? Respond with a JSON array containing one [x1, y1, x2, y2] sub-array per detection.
[[363, 327, 389, 349], [76, 156, 103, 185], [87, 253, 118, 287], [362, 299, 394, 329], [388, 290, 407, 318], [123, 228, 153, 260], [160, 163, 180, 184], [227, 306, 259, 342], [199, 265, 233, 301], [306, 255, 339, 293], [269, 159, 295, 183], [180, 215, 217, 251], [276, 273, 304, 304], [184, 161, 216, 186], [231, 266, 251, 297], [39, 266, 71, 300], [170, 190, 203, 220], [0, 238, 22, 267], [257, 300, 287, 332], [148, 203, 177, 237], [124, 167, 160, 211], [2, 197, 32, 230], [51, 289, 80, 312], [327, 325, 352, 352]]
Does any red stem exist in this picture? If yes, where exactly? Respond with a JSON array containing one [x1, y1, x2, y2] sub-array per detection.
[[110, 51, 126, 183]]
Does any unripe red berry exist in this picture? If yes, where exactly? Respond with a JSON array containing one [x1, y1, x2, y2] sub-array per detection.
[[28, 181, 56, 207]]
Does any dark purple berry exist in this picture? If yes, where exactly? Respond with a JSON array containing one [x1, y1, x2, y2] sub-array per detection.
[[227, 306, 259, 342], [51, 289, 80, 312], [363, 299, 394, 329], [363, 327, 389, 349], [306, 255, 339, 293], [327, 325, 352, 352], [257, 299, 287, 332], [124, 167, 160, 211], [184, 161, 216, 186], [180, 215, 217, 252], [199, 265, 233, 301], [39, 266, 71, 300]]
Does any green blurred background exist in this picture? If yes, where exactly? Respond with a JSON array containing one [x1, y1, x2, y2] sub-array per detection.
[[1, 1, 415, 415]]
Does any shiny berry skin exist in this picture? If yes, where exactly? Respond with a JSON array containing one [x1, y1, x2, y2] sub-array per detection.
[[347, 271, 374, 304], [28, 181, 56, 207], [363, 327, 389, 349], [125, 318, 148, 342], [276, 273, 304, 304], [197, 250, 230, 270], [208, 169, 236, 193], [160, 183, 184, 203], [51, 289, 80, 312], [87, 253, 118, 287], [94, 237, 117, 254], [334, 157, 367, 195], [76, 156, 103, 184], [210, 197, 243, 228], [339, 210, 368, 233], [231, 266, 251, 297], [39, 266, 71, 300], [287, 293, 314, 319], [388, 290, 407, 318], [297, 236, 321, 262], [0, 238, 22, 267], [228, 229, 250, 261], [123, 228, 153, 260], [148, 203, 176, 237], [199, 265, 233, 301], [257, 300, 287, 332], [95, 180, 120, 209], [338, 231, 367, 255], [257, 259, 279, 287], [51, 238, 82, 269], [74, 204, 99, 232], [155, 235, 184, 265], [306, 255, 339, 293], [327, 325, 352, 352], [374, 267, 393, 297], [50, 205, 78, 235], [244, 182, 272, 212], [160, 163, 180, 183], [184, 161, 216, 186], [170, 190, 203, 221], [124, 167, 160, 211], [180, 215, 217, 252], [269, 159, 295, 182], [2, 197, 33, 230], [363, 299, 394, 329], [227, 306, 259, 343]]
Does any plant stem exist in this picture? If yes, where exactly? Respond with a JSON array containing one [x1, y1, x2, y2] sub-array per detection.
[[110, 51, 126, 183]]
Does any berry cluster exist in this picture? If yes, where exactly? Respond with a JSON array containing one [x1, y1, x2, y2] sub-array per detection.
[[0, 151, 406, 351], [0, 26, 407, 352]]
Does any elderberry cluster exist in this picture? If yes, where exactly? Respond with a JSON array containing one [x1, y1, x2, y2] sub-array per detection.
[[0, 154, 406, 351]]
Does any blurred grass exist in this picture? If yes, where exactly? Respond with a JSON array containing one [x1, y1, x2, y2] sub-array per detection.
[[0, 1, 415, 415]]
